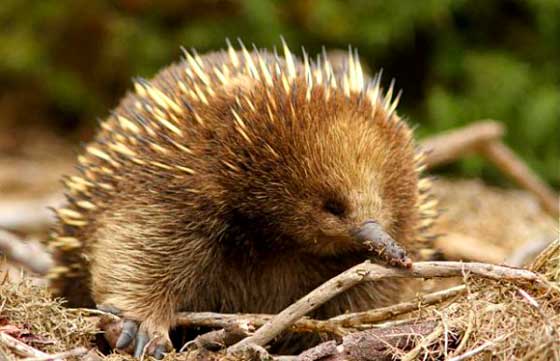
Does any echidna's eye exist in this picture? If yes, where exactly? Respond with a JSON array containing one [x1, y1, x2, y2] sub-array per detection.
[[323, 198, 346, 217]]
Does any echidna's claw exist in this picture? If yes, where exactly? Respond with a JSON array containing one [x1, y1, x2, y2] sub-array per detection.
[[97, 303, 122, 316], [133, 330, 168, 360], [133, 330, 149, 358], [116, 319, 139, 349], [153, 345, 166, 359], [96, 304, 169, 359]]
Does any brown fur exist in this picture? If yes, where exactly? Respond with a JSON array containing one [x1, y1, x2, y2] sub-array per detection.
[[49, 44, 437, 345]]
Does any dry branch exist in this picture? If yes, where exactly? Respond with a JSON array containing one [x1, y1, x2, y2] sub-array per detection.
[[180, 323, 253, 351], [175, 284, 464, 333], [329, 285, 466, 327], [481, 140, 559, 218], [400, 324, 444, 361], [0, 195, 62, 231], [0, 229, 54, 275], [21, 346, 89, 361], [228, 261, 538, 352], [420, 121, 504, 168], [0, 332, 50, 359], [97, 284, 467, 353], [421, 121, 559, 218], [447, 334, 508, 361], [174, 312, 344, 336]]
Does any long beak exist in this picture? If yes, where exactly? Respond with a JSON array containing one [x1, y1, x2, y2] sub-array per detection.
[[353, 220, 412, 268]]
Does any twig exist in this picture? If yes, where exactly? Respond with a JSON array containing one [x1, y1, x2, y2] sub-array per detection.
[[421, 121, 559, 218], [481, 140, 559, 218], [228, 261, 538, 352], [0, 229, 54, 275], [329, 284, 466, 327], [96, 284, 463, 351], [21, 347, 89, 361], [0, 194, 62, 231], [451, 310, 475, 356], [421, 121, 504, 168], [400, 325, 443, 361], [0, 332, 50, 358], [180, 322, 254, 351], [139, 336, 156, 361], [438, 311, 450, 356], [371, 316, 436, 329], [175, 311, 345, 336], [448, 334, 508, 361], [73, 308, 120, 321]]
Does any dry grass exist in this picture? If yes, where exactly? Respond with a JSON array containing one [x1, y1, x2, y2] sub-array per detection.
[[396, 240, 559, 361], [0, 274, 96, 360]]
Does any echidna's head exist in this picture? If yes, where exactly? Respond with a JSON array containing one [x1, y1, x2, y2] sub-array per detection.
[[214, 77, 424, 259]]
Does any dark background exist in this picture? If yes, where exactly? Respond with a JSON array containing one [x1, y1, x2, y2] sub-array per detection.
[[1, 0, 558, 187]]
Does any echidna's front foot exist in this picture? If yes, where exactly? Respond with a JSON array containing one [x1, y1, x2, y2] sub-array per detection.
[[97, 304, 172, 359], [123, 321, 170, 359]]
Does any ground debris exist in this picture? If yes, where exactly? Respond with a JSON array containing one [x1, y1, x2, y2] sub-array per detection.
[[0, 275, 96, 360]]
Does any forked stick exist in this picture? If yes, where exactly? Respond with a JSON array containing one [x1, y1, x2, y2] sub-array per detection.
[[171, 284, 465, 334], [228, 260, 538, 352], [421, 120, 559, 218], [421, 121, 504, 168], [481, 141, 559, 217]]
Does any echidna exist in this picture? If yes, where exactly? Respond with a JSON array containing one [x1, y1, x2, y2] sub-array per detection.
[[48, 39, 437, 357]]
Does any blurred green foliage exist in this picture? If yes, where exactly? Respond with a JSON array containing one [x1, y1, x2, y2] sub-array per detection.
[[0, 0, 558, 186]]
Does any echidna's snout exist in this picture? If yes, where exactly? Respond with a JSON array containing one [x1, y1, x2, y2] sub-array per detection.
[[353, 220, 412, 268], [353, 220, 393, 245]]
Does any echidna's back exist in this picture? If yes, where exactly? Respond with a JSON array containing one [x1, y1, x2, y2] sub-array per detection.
[[47, 51, 268, 306], [48, 43, 438, 310], [47, 62, 197, 307]]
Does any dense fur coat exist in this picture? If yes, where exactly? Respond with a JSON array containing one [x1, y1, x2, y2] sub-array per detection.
[[49, 41, 437, 348]]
